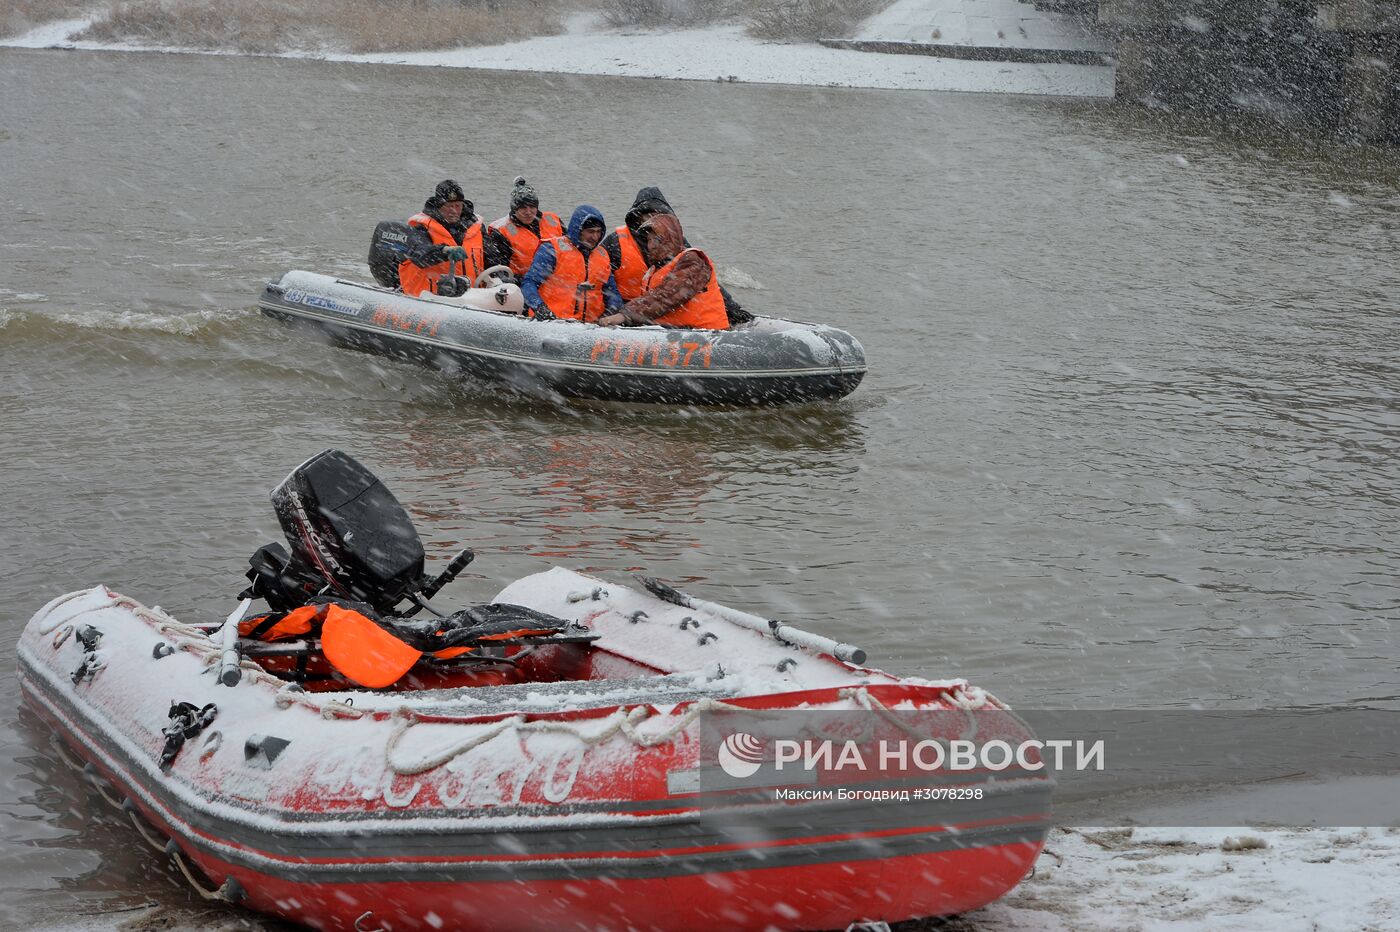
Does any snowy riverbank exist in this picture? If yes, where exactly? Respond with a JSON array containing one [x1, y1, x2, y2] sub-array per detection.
[[3, 10, 1113, 97], [976, 776, 1400, 931]]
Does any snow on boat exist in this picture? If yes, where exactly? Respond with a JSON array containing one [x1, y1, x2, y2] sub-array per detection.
[[258, 270, 867, 405], [17, 452, 1047, 931]]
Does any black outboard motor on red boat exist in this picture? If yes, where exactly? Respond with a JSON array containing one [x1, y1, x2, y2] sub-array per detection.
[[368, 220, 412, 289], [246, 449, 474, 617], [236, 450, 586, 676]]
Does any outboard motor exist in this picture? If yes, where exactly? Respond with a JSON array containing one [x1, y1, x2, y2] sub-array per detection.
[[368, 220, 412, 288], [256, 449, 474, 616], [234, 451, 587, 687]]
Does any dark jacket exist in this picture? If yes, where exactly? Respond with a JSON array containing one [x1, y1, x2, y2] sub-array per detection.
[[404, 200, 510, 272], [602, 186, 676, 271], [617, 213, 713, 324], [603, 187, 751, 325], [483, 226, 514, 273]]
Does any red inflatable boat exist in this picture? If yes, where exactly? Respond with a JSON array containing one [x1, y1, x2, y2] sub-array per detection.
[[17, 452, 1050, 931]]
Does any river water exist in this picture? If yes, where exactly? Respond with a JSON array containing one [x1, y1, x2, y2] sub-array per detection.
[[1, 47, 1397, 927]]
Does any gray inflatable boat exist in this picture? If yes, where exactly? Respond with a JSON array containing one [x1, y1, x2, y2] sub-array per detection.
[[258, 270, 866, 405]]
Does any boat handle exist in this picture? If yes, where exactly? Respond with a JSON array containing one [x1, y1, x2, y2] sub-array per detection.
[[355, 911, 388, 932], [199, 731, 222, 760]]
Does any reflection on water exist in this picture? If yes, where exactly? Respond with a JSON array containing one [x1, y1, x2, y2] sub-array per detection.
[[394, 399, 866, 572]]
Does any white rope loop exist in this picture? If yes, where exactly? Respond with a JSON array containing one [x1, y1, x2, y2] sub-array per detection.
[[170, 847, 233, 902], [383, 697, 751, 776]]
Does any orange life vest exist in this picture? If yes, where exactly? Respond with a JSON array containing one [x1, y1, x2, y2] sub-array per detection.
[[612, 226, 649, 301], [319, 604, 423, 689], [538, 237, 612, 322], [399, 213, 486, 297], [316, 606, 563, 687], [492, 212, 565, 277], [240, 600, 568, 689], [643, 248, 730, 331], [238, 604, 326, 641]]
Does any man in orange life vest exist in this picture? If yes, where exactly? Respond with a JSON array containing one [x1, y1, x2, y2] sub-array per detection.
[[601, 186, 671, 302], [399, 180, 505, 298], [521, 205, 623, 322], [489, 176, 565, 279], [601, 186, 750, 324], [597, 213, 730, 331]]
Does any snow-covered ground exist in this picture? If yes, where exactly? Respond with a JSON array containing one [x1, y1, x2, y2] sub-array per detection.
[[1, 10, 1114, 98], [857, 0, 1112, 53], [974, 776, 1400, 931], [2, 14, 97, 49], [980, 826, 1400, 931], [329, 13, 1112, 97]]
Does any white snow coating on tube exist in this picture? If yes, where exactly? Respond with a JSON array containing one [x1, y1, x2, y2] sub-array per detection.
[[17, 568, 990, 841]]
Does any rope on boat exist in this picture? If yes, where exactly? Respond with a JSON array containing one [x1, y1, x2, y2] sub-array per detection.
[[94, 594, 369, 722], [49, 729, 237, 905], [386, 684, 1010, 776], [51, 739, 83, 770], [355, 911, 389, 932], [840, 686, 971, 743], [384, 697, 753, 776], [839, 684, 1017, 746], [170, 847, 235, 902], [44, 592, 744, 776], [88, 770, 126, 807], [47, 593, 1020, 776], [34, 589, 104, 634], [127, 807, 169, 852]]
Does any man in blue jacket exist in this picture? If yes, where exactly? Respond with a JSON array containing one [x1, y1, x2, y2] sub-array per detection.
[[521, 205, 624, 322]]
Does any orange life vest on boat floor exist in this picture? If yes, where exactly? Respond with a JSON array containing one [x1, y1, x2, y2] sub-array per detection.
[[643, 248, 730, 331], [538, 237, 612, 322], [492, 212, 564, 278], [400, 213, 486, 297], [239, 601, 565, 689]]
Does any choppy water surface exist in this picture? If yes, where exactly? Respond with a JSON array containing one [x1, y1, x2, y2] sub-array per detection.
[[1, 48, 1397, 926]]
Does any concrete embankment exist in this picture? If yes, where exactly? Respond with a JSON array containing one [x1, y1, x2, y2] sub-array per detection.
[[1099, 0, 1400, 141], [847, 0, 1400, 140]]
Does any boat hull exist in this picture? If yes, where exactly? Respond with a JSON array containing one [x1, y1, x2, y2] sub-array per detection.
[[258, 271, 866, 405], [19, 577, 1047, 931]]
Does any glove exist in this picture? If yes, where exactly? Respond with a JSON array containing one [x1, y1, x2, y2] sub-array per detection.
[[531, 306, 556, 321], [442, 246, 468, 262]]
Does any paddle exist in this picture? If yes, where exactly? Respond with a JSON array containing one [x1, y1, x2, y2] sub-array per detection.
[[634, 576, 867, 665]]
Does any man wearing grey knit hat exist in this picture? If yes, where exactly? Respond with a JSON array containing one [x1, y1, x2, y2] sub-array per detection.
[[489, 176, 566, 279]]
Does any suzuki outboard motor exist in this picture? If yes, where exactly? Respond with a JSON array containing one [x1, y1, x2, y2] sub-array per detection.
[[368, 220, 412, 288]]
